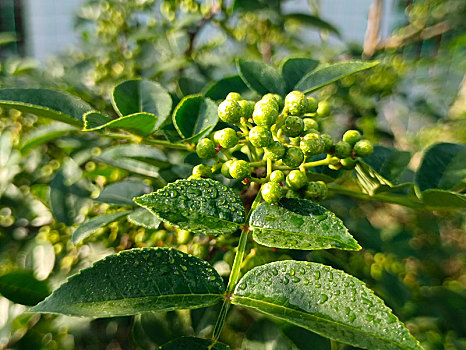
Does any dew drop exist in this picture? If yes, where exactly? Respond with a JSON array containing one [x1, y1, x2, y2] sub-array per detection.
[[313, 271, 320, 280], [181, 265, 188, 271], [289, 269, 295, 276], [291, 276, 301, 283], [282, 276, 290, 285], [319, 294, 328, 304], [208, 276, 216, 281], [238, 282, 247, 290], [271, 268, 278, 276], [348, 313, 356, 323], [328, 272, 334, 282]]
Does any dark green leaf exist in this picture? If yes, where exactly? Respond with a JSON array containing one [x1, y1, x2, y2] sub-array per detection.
[[179, 77, 206, 96], [281, 58, 319, 93], [134, 179, 245, 235], [284, 14, 340, 36], [0, 270, 50, 306], [237, 60, 286, 96], [31, 248, 224, 317], [363, 146, 411, 184], [127, 208, 162, 229], [232, 261, 423, 350], [421, 189, 466, 209], [20, 123, 77, 152], [295, 61, 379, 93], [0, 89, 94, 126], [83, 111, 158, 136], [415, 143, 466, 191], [250, 198, 360, 251], [95, 180, 152, 206], [71, 211, 132, 244], [112, 79, 172, 130], [161, 337, 230, 350], [0, 32, 17, 46], [203, 75, 250, 101], [96, 144, 169, 178], [172, 95, 218, 142], [243, 318, 298, 350]]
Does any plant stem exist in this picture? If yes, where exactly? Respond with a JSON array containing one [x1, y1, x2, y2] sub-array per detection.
[[303, 158, 330, 168], [212, 192, 263, 341], [102, 132, 191, 150], [330, 339, 339, 350]]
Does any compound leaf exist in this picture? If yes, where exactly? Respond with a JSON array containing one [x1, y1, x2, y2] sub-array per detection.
[[71, 211, 132, 244], [0, 88, 93, 126], [134, 179, 245, 235], [295, 61, 379, 93], [232, 261, 423, 350], [249, 198, 360, 251], [31, 248, 224, 317], [0, 270, 50, 306], [237, 59, 285, 96]]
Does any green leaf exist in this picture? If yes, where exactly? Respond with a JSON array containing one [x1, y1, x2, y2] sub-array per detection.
[[237, 59, 286, 96], [172, 95, 218, 142], [421, 189, 466, 209], [20, 123, 77, 152], [31, 247, 224, 317], [112, 79, 172, 130], [83, 111, 158, 136], [294, 61, 379, 93], [232, 261, 423, 350], [179, 77, 206, 96], [415, 143, 466, 191], [283, 14, 340, 36], [96, 144, 169, 178], [0, 32, 17, 46], [203, 75, 250, 101], [354, 161, 397, 196], [281, 58, 319, 93], [71, 211, 132, 244], [127, 208, 162, 229], [249, 198, 360, 251], [0, 89, 94, 126], [134, 179, 245, 235], [363, 146, 411, 184], [0, 270, 50, 306], [160, 337, 230, 350], [95, 180, 152, 206], [243, 318, 298, 350]]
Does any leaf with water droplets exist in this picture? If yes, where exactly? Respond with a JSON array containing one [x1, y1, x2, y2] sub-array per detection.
[[134, 179, 245, 235], [160, 337, 230, 350], [31, 248, 224, 317], [232, 261, 423, 350], [249, 198, 360, 250]]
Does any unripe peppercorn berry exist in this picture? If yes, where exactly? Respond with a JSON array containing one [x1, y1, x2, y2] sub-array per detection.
[[238, 100, 255, 119], [342, 130, 362, 146], [262, 182, 282, 204], [334, 141, 352, 158], [252, 100, 279, 126], [221, 159, 235, 178], [303, 118, 319, 132], [284, 90, 307, 116], [261, 93, 280, 111], [264, 141, 286, 161], [306, 97, 318, 113], [317, 101, 330, 117], [270, 170, 285, 183], [226, 92, 241, 101], [300, 133, 324, 156], [286, 170, 307, 190], [283, 147, 304, 167], [341, 157, 357, 170], [192, 164, 212, 178], [282, 116, 304, 137], [353, 139, 374, 157], [306, 181, 327, 200], [249, 126, 273, 148], [196, 138, 216, 159], [218, 99, 242, 124], [320, 133, 334, 153], [214, 128, 238, 148], [229, 160, 251, 180]]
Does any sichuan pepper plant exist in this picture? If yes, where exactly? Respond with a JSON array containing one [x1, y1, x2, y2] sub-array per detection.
[[0, 58, 464, 349]]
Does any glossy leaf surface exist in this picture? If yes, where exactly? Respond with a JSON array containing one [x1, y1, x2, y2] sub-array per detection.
[[232, 261, 423, 350], [160, 337, 230, 350], [0, 270, 50, 306], [249, 199, 360, 251], [295, 61, 379, 93], [31, 248, 224, 317], [415, 143, 466, 191], [83, 111, 158, 136], [363, 146, 411, 184], [71, 211, 132, 244], [203, 75, 250, 100], [421, 189, 466, 208], [127, 208, 162, 229], [281, 58, 319, 92], [172, 95, 218, 142], [237, 59, 285, 96], [134, 179, 245, 235], [0, 88, 93, 126], [112, 79, 172, 130], [95, 180, 152, 206]]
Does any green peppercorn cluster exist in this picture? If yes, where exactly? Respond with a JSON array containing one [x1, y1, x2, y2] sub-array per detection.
[[191, 91, 374, 204]]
